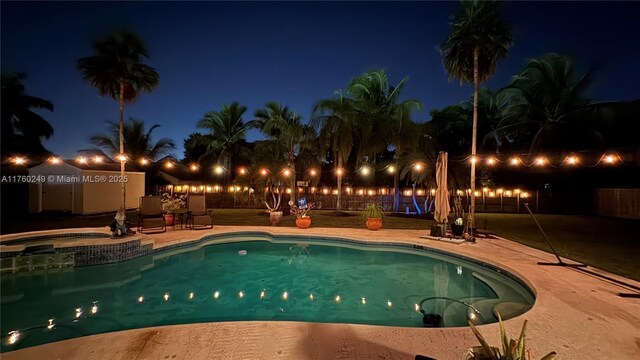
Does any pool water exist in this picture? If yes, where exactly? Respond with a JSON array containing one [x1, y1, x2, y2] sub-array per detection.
[[1, 235, 534, 351]]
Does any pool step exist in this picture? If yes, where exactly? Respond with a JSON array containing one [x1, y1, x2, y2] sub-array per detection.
[[0, 252, 75, 273]]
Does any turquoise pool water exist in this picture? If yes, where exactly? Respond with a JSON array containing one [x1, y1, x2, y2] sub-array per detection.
[[1, 235, 534, 351]]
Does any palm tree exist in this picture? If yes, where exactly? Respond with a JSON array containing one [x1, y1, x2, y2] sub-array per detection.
[[197, 102, 253, 183], [440, 0, 511, 234], [1, 73, 54, 159], [83, 118, 175, 161], [78, 30, 159, 211], [253, 102, 315, 204], [311, 92, 359, 210]]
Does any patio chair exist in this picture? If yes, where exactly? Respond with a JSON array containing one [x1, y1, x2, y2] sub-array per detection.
[[187, 195, 213, 230], [138, 196, 166, 233]]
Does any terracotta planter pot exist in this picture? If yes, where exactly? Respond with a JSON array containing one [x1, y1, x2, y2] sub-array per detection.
[[451, 223, 464, 236], [164, 214, 174, 226], [269, 211, 283, 226], [296, 217, 311, 229], [366, 218, 382, 231]]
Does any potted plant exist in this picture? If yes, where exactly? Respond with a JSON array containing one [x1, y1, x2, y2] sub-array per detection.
[[264, 185, 283, 226], [290, 200, 315, 229], [465, 312, 556, 360], [363, 201, 384, 230], [161, 193, 186, 226], [451, 196, 465, 236]]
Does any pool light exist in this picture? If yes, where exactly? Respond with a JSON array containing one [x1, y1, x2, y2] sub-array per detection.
[[7, 331, 20, 345], [335, 295, 341, 303], [138, 296, 144, 303], [163, 292, 170, 301], [281, 291, 288, 301], [189, 292, 195, 300], [387, 300, 393, 308], [214, 165, 224, 175], [260, 290, 266, 300], [361, 297, 366, 305], [213, 291, 220, 300], [309, 293, 314, 301], [238, 291, 245, 299], [387, 165, 396, 174]]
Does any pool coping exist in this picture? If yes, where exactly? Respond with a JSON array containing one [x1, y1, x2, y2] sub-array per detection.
[[2, 226, 639, 359]]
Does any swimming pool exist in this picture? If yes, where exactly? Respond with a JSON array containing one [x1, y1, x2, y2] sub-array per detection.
[[0, 234, 534, 351]]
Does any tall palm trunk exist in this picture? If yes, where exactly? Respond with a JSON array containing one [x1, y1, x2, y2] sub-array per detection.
[[393, 158, 399, 213], [336, 157, 342, 211], [468, 47, 479, 235], [290, 142, 296, 204], [119, 82, 126, 212]]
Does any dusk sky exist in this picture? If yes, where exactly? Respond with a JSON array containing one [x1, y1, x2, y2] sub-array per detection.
[[2, 1, 639, 158]]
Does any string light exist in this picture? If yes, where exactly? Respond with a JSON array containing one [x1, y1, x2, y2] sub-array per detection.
[[139, 158, 149, 166], [116, 154, 127, 162], [335, 168, 344, 176], [308, 169, 318, 177], [470, 156, 477, 164], [603, 154, 617, 164], [214, 165, 224, 175], [93, 156, 103, 163], [486, 157, 496, 166], [282, 168, 292, 177], [76, 156, 88, 164], [412, 163, 424, 172], [535, 157, 546, 166], [509, 157, 521, 166], [259, 168, 269, 176], [567, 156, 578, 165], [360, 166, 371, 176], [387, 165, 396, 174], [189, 164, 199, 172], [49, 156, 61, 164], [238, 167, 247, 175], [165, 161, 174, 169]]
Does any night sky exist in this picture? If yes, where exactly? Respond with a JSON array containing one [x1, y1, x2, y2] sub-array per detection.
[[2, 1, 639, 158]]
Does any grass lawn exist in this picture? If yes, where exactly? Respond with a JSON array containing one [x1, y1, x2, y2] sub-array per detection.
[[1, 209, 638, 281]]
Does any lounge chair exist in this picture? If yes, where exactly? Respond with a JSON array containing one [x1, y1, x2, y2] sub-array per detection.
[[187, 195, 213, 230], [138, 196, 166, 233]]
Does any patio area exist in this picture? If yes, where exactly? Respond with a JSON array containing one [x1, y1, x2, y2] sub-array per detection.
[[2, 226, 639, 359]]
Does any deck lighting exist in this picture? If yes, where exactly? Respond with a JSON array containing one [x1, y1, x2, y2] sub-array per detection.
[[604, 154, 617, 164], [361, 297, 366, 305], [238, 291, 244, 299], [282, 291, 289, 301], [163, 293, 169, 301], [7, 331, 20, 345], [309, 169, 318, 177], [189, 292, 195, 300], [335, 295, 341, 303], [138, 296, 144, 303], [47, 319, 55, 330], [213, 291, 220, 300], [387, 300, 393, 308], [360, 166, 371, 176], [49, 157, 61, 164], [13, 156, 27, 165], [509, 157, 520, 166], [335, 168, 344, 176], [214, 165, 224, 175], [91, 302, 98, 315]]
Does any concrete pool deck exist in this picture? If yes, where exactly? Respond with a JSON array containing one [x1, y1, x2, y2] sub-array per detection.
[[2, 226, 640, 359]]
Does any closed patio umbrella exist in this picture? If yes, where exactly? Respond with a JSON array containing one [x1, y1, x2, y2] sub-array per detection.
[[434, 151, 451, 225]]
